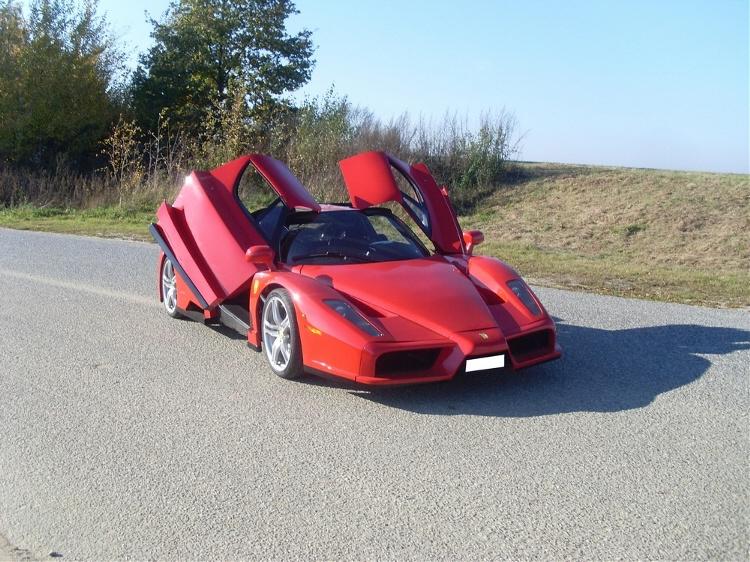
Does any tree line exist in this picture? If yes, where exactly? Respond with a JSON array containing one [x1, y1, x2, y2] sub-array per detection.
[[0, 0, 518, 212], [0, 0, 313, 169]]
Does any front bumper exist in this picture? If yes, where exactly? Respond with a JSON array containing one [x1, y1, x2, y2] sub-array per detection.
[[353, 321, 561, 386]]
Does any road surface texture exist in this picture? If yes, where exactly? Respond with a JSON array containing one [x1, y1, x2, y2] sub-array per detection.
[[0, 228, 748, 561]]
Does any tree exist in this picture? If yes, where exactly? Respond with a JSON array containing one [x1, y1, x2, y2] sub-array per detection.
[[130, 0, 314, 139], [0, 1, 26, 161], [0, 0, 123, 168]]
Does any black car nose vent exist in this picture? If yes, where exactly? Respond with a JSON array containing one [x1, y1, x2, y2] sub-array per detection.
[[507, 329, 554, 361], [375, 348, 441, 377]]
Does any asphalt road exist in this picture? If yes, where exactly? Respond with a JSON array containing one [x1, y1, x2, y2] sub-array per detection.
[[0, 227, 748, 561]]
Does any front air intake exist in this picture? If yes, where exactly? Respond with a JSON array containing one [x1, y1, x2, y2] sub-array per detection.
[[375, 349, 441, 377], [507, 330, 553, 361]]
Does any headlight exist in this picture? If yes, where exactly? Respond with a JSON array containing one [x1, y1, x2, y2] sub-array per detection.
[[507, 280, 542, 316], [324, 299, 383, 337]]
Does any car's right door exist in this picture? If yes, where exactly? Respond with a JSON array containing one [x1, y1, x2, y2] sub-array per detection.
[[338, 151, 465, 255]]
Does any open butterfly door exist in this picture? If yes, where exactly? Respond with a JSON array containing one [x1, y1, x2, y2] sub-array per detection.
[[151, 155, 320, 309], [338, 151, 465, 255]]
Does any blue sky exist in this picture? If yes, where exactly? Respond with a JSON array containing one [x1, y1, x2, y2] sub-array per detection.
[[100, 0, 749, 173]]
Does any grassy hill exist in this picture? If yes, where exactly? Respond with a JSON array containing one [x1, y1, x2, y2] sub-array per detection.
[[1, 162, 748, 307], [465, 163, 749, 307]]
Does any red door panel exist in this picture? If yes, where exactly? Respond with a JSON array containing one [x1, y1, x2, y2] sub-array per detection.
[[398, 160, 464, 255], [210, 154, 320, 211], [339, 151, 404, 208], [155, 202, 223, 308], [338, 151, 465, 255], [162, 172, 266, 308], [154, 155, 319, 309]]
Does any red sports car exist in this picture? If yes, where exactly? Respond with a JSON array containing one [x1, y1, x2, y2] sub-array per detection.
[[150, 151, 561, 385]]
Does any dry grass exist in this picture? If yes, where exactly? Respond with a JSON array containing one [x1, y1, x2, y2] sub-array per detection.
[[463, 163, 749, 306], [1, 162, 747, 307], [467, 163, 749, 272]]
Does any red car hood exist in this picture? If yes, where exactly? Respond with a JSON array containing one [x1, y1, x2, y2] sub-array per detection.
[[299, 258, 496, 336]]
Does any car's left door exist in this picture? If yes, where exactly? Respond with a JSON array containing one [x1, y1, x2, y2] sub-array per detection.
[[152, 155, 319, 309]]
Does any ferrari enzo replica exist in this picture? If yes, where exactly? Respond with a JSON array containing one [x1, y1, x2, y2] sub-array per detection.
[[150, 151, 561, 385]]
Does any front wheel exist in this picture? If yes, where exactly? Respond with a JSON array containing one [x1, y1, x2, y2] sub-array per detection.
[[262, 289, 304, 379]]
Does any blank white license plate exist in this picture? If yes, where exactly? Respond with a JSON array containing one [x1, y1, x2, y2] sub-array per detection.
[[465, 354, 505, 372]]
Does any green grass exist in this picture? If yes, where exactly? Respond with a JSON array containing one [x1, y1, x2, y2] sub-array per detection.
[[1, 162, 748, 308], [0, 205, 155, 241]]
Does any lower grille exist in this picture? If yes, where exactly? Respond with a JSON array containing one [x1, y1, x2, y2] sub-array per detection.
[[507, 330, 553, 361], [375, 348, 441, 377]]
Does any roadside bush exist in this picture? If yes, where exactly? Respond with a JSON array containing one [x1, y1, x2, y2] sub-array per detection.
[[0, 161, 106, 207], [1, 90, 520, 213], [282, 92, 520, 211]]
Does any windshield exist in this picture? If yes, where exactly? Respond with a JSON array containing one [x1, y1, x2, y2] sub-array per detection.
[[281, 210, 430, 265]]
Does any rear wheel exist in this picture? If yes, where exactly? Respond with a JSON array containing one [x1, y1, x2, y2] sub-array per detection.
[[161, 257, 181, 318], [262, 289, 304, 379]]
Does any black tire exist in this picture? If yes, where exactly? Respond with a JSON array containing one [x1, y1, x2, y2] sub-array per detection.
[[261, 288, 304, 380], [161, 257, 182, 319]]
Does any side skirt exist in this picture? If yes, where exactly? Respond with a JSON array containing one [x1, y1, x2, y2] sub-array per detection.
[[218, 303, 252, 337], [176, 307, 208, 323]]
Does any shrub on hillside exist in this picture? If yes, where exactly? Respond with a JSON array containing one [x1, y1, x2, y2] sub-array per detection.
[[1, 90, 520, 212]]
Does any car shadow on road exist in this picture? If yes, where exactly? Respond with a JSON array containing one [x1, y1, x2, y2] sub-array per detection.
[[349, 322, 750, 417]]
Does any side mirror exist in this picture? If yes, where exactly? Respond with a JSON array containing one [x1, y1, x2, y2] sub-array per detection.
[[463, 230, 484, 256], [245, 245, 275, 269]]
